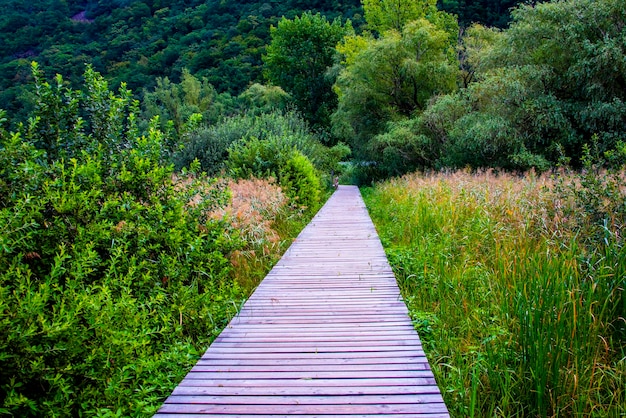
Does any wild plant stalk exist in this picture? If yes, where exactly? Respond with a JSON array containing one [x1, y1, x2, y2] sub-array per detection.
[[363, 170, 625, 417], [215, 177, 327, 294]]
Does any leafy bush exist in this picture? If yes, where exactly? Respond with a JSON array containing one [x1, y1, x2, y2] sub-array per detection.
[[238, 83, 292, 115], [226, 134, 321, 211], [280, 152, 321, 209], [315, 142, 351, 187], [444, 112, 519, 168], [0, 65, 245, 416], [368, 119, 435, 177], [226, 135, 291, 178], [174, 125, 237, 175], [174, 110, 328, 175]]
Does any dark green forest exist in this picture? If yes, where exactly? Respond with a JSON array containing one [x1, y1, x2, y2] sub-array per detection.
[[0, 0, 360, 117], [1, 0, 625, 416], [0, 0, 521, 118]]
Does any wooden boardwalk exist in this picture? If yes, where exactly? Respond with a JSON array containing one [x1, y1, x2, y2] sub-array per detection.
[[155, 185, 449, 417]]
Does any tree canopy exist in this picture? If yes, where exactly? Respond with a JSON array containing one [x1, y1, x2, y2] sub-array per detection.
[[332, 1, 459, 160], [362, 0, 438, 33], [264, 12, 352, 130]]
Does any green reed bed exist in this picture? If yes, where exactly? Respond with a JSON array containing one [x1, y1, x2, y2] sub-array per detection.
[[363, 170, 625, 417]]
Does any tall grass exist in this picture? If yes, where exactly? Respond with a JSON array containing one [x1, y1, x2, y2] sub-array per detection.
[[363, 170, 625, 417], [214, 176, 327, 294]]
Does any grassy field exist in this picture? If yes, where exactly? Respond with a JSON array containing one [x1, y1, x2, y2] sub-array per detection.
[[363, 170, 625, 417]]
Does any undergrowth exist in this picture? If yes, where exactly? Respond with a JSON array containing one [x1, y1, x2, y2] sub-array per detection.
[[0, 65, 322, 416], [363, 166, 625, 417]]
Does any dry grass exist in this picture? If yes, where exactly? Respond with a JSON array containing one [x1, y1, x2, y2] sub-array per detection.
[[208, 177, 290, 293], [211, 177, 287, 246]]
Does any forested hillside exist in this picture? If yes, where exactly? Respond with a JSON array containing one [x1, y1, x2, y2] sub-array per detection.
[[438, 0, 523, 27], [0, 0, 363, 117], [0, 0, 524, 119]]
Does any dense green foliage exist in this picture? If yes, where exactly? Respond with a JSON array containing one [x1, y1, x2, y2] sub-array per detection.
[[0, 0, 364, 120], [227, 135, 322, 210], [0, 65, 233, 415], [333, 14, 458, 160], [264, 12, 352, 129], [364, 167, 625, 417], [438, 0, 522, 27], [336, 0, 626, 182], [0, 0, 526, 123], [176, 108, 350, 192], [431, 0, 626, 171], [141, 68, 237, 140], [0, 65, 318, 416], [1, 0, 624, 415], [363, 0, 439, 33]]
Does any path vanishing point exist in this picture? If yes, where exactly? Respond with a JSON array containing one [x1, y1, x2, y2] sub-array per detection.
[[155, 185, 450, 417]]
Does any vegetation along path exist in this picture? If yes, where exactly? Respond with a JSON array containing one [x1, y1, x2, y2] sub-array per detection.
[[155, 185, 449, 417]]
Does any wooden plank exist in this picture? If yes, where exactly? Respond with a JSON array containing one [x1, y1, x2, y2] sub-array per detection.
[[201, 348, 424, 356], [183, 370, 436, 380], [221, 324, 416, 332], [227, 320, 411, 326], [189, 363, 431, 372], [157, 403, 449, 414], [175, 377, 439, 388], [194, 357, 431, 367], [200, 350, 427, 359], [214, 335, 421, 342], [154, 186, 449, 417], [233, 307, 409, 314], [217, 329, 415, 336], [209, 340, 423, 348], [171, 385, 442, 397], [164, 394, 445, 405]]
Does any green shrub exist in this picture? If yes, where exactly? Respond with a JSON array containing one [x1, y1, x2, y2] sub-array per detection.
[[0, 64, 244, 416], [226, 134, 322, 211], [280, 152, 321, 209], [174, 125, 236, 175], [238, 83, 292, 115], [174, 110, 328, 175], [444, 112, 519, 168], [368, 119, 434, 177]]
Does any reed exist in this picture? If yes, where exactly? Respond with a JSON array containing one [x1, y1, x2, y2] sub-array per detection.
[[213, 177, 326, 294], [363, 170, 625, 417]]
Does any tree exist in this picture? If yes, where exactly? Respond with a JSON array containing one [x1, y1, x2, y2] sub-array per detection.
[[263, 12, 352, 130], [238, 83, 292, 115], [480, 0, 626, 161], [332, 18, 458, 158], [362, 0, 437, 33], [407, 0, 626, 171], [457, 23, 501, 88], [141, 68, 236, 141]]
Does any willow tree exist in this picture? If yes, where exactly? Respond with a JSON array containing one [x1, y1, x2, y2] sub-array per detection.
[[332, 17, 459, 158]]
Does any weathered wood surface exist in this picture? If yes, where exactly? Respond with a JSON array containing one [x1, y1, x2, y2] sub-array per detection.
[[155, 185, 449, 417]]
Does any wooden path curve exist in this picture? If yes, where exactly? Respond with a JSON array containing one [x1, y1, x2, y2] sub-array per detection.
[[155, 185, 449, 417]]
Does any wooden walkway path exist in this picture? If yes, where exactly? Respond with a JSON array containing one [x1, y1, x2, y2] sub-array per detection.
[[155, 185, 449, 417]]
